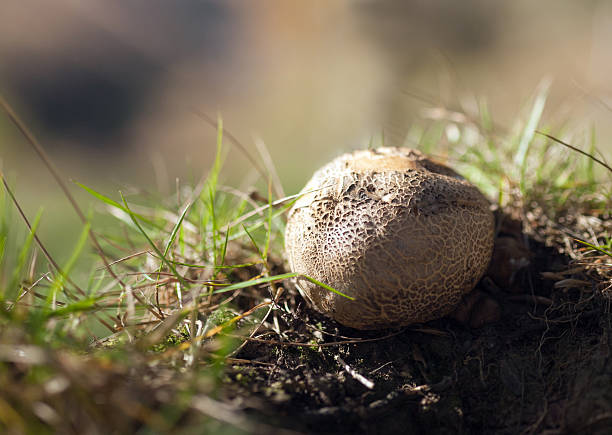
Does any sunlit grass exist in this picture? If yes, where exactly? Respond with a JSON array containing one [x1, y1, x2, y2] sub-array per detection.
[[0, 89, 610, 433], [416, 82, 610, 216]]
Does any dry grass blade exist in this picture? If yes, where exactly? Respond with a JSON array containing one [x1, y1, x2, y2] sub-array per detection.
[[335, 355, 375, 389], [1, 170, 84, 299], [254, 136, 285, 198], [0, 95, 167, 323], [225, 329, 406, 348], [190, 107, 270, 186], [535, 131, 612, 173], [0, 95, 127, 288]]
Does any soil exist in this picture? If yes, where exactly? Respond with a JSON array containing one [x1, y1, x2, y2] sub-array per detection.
[[6, 206, 609, 435], [221, 209, 612, 434]]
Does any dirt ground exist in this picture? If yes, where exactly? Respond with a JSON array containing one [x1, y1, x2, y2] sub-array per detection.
[[3, 201, 609, 435], [222, 207, 612, 434]]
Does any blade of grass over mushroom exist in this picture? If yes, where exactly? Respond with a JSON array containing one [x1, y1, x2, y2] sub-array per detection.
[[220, 184, 335, 235], [227, 199, 295, 242], [226, 198, 292, 236], [119, 192, 187, 287], [298, 275, 355, 300], [212, 272, 354, 300]]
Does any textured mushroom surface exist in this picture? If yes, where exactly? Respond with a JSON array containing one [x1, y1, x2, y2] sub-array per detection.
[[285, 147, 495, 329]]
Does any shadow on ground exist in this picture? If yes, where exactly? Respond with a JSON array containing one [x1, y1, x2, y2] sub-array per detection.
[[228, 209, 611, 434]]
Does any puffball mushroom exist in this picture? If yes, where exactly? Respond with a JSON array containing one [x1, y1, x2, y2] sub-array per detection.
[[285, 147, 495, 329]]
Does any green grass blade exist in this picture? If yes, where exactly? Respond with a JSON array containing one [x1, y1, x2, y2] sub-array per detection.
[[515, 79, 551, 168], [208, 185, 219, 265], [219, 227, 230, 270], [147, 255, 258, 270], [242, 224, 264, 260], [74, 181, 158, 227], [120, 192, 187, 287], [210, 115, 224, 194], [47, 221, 91, 306], [229, 200, 295, 242], [262, 181, 273, 261], [162, 201, 193, 259], [515, 78, 551, 192], [0, 234, 6, 278], [299, 275, 355, 300], [575, 238, 612, 258], [6, 209, 42, 302], [46, 296, 101, 318]]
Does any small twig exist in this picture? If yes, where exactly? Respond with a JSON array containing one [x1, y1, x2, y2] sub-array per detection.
[[225, 358, 275, 367], [335, 355, 375, 389], [96, 250, 151, 270], [17, 272, 52, 301], [369, 359, 400, 375]]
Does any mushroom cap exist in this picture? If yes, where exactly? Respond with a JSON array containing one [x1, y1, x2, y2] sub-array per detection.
[[284, 147, 495, 329]]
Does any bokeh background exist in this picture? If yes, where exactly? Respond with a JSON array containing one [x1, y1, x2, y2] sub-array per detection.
[[1, 0, 611, 258]]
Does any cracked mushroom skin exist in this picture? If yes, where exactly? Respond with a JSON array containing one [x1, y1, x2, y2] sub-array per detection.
[[285, 147, 495, 329]]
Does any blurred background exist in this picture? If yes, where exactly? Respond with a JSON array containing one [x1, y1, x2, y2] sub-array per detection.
[[1, 0, 611, 258]]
